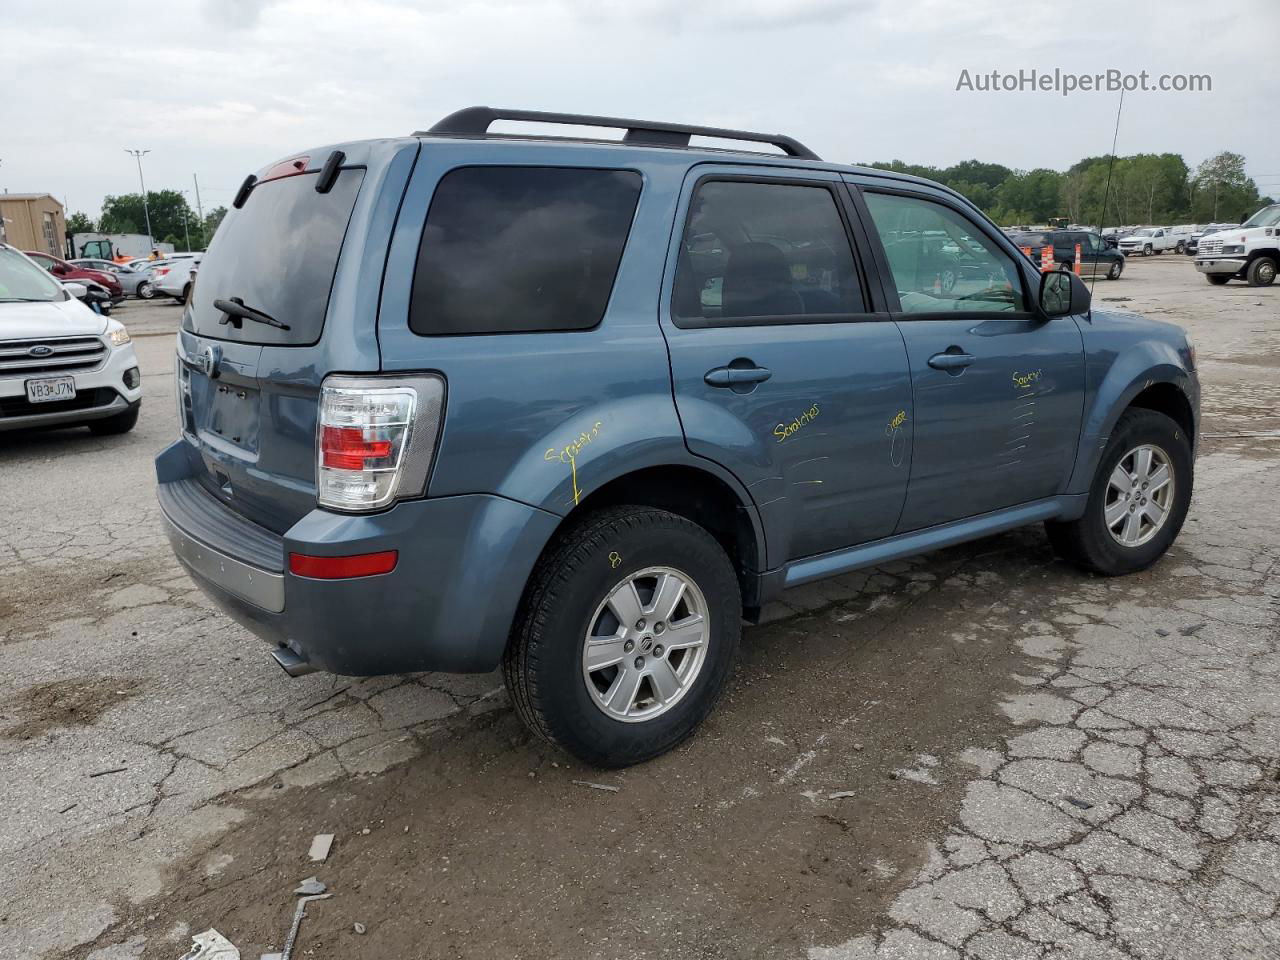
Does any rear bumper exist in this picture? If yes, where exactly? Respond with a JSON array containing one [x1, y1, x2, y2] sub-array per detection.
[[155, 440, 560, 675]]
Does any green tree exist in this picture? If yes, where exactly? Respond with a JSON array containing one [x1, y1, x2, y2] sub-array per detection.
[[65, 211, 96, 234], [99, 190, 197, 244], [203, 206, 228, 244], [1191, 152, 1261, 223]]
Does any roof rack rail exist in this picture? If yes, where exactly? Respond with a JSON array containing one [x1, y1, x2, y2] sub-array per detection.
[[418, 107, 821, 161]]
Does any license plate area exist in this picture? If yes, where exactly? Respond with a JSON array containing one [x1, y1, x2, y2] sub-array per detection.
[[25, 377, 77, 404], [192, 373, 260, 452]]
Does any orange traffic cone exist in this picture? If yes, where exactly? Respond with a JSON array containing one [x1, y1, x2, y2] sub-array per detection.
[[1040, 245, 1054, 273], [1074, 243, 1082, 276]]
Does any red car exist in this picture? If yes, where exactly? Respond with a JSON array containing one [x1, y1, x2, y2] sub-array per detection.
[[23, 251, 125, 303]]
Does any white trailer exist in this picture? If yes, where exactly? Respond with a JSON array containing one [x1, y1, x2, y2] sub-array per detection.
[[70, 233, 175, 261]]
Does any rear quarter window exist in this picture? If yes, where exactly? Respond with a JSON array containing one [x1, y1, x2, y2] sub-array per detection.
[[184, 167, 365, 346], [409, 167, 642, 336]]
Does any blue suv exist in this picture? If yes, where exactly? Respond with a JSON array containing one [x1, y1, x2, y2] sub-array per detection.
[[157, 108, 1199, 766]]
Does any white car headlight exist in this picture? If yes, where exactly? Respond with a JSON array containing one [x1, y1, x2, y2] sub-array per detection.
[[107, 323, 131, 347]]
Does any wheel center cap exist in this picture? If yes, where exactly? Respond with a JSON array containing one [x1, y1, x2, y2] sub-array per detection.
[[639, 636, 654, 653]]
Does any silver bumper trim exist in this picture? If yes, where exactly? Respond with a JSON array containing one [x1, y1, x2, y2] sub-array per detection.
[[1195, 258, 1246, 275], [162, 514, 285, 613]]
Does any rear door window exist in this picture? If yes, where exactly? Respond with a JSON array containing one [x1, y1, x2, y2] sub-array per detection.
[[672, 179, 864, 324], [184, 167, 365, 346], [409, 167, 642, 336]]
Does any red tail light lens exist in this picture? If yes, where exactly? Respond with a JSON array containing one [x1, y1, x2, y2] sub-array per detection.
[[321, 425, 392, 470], [289, 550, 398, 579]]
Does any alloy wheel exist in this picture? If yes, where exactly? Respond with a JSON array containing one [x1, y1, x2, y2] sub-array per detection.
[[1104, 444, 1175, 547], [581, 566, 710, 723]]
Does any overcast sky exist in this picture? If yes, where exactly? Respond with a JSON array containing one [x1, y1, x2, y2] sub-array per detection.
[[2, 0, 1277, 219]]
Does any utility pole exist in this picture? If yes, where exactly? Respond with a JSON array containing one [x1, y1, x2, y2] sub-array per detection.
[[192, 173, 206, 249], [124, 149, 154, 245], [181, 205, 191, 250]]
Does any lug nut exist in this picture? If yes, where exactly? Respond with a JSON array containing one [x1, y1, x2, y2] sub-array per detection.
[[623, 640, 634, 653], [653, 645, 664, 657], [634, 656, 645, 669], [654, 622, 665, 634], [635, 619, 646, 631]]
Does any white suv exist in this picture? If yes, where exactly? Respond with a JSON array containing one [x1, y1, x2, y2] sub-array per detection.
[[0, 245, 143, 434]]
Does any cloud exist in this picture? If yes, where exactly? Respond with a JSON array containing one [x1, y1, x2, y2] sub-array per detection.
[[568, 0, 871, 30], [201, 0, 283, 28]]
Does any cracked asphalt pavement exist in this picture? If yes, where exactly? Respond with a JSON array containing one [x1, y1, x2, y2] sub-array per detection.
[[1, 256, 1277, 960]]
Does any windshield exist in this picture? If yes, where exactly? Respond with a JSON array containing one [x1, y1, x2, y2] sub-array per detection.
[[0, 246, 66, 302], [1242, 205, 1280, 229], [1131, 229, 1155, 237]]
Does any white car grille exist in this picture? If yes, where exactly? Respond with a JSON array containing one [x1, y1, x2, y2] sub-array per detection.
[[0, 336, 108, 379], [1199, 239, 1223, 257]]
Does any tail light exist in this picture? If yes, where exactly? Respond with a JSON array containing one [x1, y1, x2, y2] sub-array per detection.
[[317, 375, 445, 512]]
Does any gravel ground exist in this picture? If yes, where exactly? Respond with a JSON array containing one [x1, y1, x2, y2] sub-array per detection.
[[1, 256, 1276, 960]]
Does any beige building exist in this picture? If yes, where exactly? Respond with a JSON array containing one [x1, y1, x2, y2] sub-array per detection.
[[0, 193, 66, 256]]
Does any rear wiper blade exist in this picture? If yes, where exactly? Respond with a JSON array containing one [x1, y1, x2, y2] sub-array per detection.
[[213, 297, 290, 330]]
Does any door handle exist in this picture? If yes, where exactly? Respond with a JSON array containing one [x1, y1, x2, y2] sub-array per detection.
[[704, 365, 773, 388], [928, 351, 975, 371]]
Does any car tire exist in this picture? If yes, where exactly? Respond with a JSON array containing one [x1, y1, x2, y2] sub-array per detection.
[[504, 506, 741, 768], [87, 402, 140, 436], [1107, 261, 1123, 280], [1045, 408, 1192, 577], [1206, 275, 1230, 285], [1175, 241, 1185, 254], [1143, 244, 1153, 256], [137, 281, 155, 300], [1246, 256, 1277, 287]]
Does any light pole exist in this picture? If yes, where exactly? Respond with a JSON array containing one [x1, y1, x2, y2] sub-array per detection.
[[124, 149, 154, 245]]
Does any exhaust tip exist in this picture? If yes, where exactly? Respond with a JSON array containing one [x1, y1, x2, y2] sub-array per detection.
[[271, 645, 317, 678]]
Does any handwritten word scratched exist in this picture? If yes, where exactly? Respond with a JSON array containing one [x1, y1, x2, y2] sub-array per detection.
[[545, 421, 604, 506], [774, 404, 820, 443]]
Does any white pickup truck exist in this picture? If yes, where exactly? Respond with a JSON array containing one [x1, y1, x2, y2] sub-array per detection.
[[1195, 204, 1280, 287], [1117, 227, 1176, 257]]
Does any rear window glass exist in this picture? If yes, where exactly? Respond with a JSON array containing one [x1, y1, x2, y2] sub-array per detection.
[[409, 167, 642, 336], [184, 168, 364, 346]]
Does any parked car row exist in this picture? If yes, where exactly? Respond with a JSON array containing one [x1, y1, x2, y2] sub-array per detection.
[[21, 250, 204, 309], [1009, 228, 1126, 279]]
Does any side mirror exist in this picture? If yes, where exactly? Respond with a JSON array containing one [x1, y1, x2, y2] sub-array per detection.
[[63, 282, 88, 300], [1039, 269, 1091, 317], [52, 263, 70, 276]]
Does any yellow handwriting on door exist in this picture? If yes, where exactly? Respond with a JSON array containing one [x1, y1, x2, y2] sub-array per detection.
[[545, 421, 604, 506], [1012, 370, 1042, 389], [774, 404, 820, 443]]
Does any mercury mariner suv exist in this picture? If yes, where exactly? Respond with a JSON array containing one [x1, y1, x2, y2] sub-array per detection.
[[156, 108, 1199, 767], [1, 244, 141, 434]]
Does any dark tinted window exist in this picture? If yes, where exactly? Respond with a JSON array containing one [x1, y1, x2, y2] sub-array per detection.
[[409, 167, 642, 336], [185, 168, 365, 346], [673, 180, 863, 323], [1012, 233, 1051, 248]]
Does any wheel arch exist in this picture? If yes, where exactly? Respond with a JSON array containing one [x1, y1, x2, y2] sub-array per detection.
[[1067, 348, 1198, 496], [537, 462, 767, 614]]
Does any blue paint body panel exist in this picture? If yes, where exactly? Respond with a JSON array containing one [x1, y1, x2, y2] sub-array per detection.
[[156, 131, 1199, 676]]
